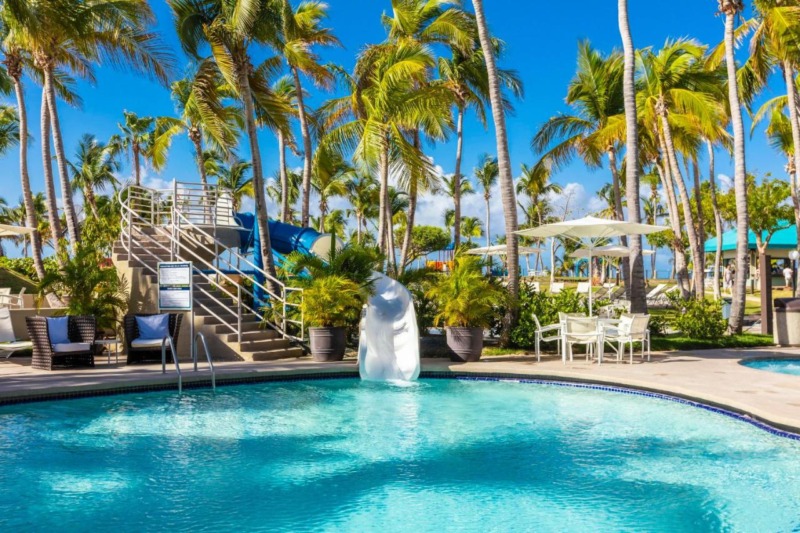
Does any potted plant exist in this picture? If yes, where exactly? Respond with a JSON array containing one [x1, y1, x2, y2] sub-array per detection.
[[301, 275, 367, 361], [427, 256, 506, 362]]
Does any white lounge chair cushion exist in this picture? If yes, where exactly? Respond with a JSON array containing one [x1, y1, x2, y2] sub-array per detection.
[[52, 342, 91, 353], [0, 341, 32, 352], [131, 338, 166, 348]]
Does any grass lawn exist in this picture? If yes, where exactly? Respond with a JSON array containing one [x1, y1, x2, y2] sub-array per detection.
[[483, 333, 774, 357]]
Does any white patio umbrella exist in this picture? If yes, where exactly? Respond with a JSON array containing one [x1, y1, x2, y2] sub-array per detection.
[[0, 224, 34, 238], [570, 245, 655, 259], [515, 216, 668, 314], [466, 244, 543, 256]]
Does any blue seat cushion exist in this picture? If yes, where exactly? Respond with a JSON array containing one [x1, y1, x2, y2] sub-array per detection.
[[46, 317, 70, 345], [135, 314, 170, 340]]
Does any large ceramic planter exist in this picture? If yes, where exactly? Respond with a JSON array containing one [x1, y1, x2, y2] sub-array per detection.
[[445, 326, 484, 362], [309, 326, 346, 362]]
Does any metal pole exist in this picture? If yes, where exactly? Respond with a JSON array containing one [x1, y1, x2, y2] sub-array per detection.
[[191, 308, 197, 372], [237, 285, 242, 345]]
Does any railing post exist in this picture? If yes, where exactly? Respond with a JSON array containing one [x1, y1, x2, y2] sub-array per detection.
[[237, 285, 242, 345], [282, 286, 287, 339]]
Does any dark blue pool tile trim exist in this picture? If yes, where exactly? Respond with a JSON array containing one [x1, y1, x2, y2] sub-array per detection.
[[2, 368, 799, 442]]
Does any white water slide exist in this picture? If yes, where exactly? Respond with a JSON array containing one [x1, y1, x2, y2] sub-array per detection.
[[358, 272, 421, 382]]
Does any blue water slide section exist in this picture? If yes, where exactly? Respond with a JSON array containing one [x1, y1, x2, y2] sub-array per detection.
[[234, 213, 324, 306]]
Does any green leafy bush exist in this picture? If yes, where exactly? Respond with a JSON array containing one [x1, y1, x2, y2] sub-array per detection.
[[648, 314, 670, 336], [396, 267, 439, 334], [0, 256, 58, 282], [509, 285, 589, 347], [301, 275, 365, 327], [668, 295, 727, 339], [426, 256, 507, 328]]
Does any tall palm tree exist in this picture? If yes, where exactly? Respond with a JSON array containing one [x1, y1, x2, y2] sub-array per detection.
[[440, 40, 522, 249], [114, 111, 154, 186], [170, 0, 288, 290], [165, 62, 241, 188], [0, 39, 48, 281], [460, 216, 483, 244], [345, 173, 379, 244], [268, 168, 302, 222], [516, 160, 562, 272], [279, 0, 339, 227], [470, 0, 520, 339], [4, 0, 172, 248], [718, 0, 749, 332], [312, 145, 351, 232], [68, 134, 119, 219], [216, 159, 254, 212], [272, 75, 297, 222], [474, 154, 497, 247], [618, 0, 646, 312]]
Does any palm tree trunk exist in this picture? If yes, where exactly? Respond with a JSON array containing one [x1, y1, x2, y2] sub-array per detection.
[[319, 198, 326, 233], [618, 0, 646, 313], [292, 67, 313, 228], [239, 64, 279, 294], [485, 193, 491, 248], [472, 0, 519, 343], [9, 67, 47, 282], [400, 186, 417, 270], [133, 144, 141, 186], [191, 134, 207, 189], [278, 130, 289, 223], [377, 143, 389, 254], [453, 106, 464, 248], [692, 157, 706, 297], [660, 113, 702, 299], [85, 187, 99, 219], [722, 4, 749, 333], [43, 67, 80, 245], [607, 148, 631, 292], [782, 62, 800, 268], [655, 152, 690, 295], [707, 140, 723, 301], [40, 95, 63, 260]]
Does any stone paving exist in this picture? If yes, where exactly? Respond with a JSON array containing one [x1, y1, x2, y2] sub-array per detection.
[[1, 346, 799, 433]]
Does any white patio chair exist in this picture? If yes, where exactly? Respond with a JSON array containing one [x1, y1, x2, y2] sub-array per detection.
[[0, 287, 26, 309], [562, 316, 603, 364], [550, 282, 565, 294], [532, 314, 561, 362], [604, 313, 651, 363], [0, 307, 32, 358], [644, 284, 667, 306], [576, 282, 591, 295], [524, 280, 541, 293]]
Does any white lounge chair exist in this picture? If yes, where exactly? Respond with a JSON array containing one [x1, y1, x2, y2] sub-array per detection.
[[532, 315, 561, 362], [550, 282, 565, 294], [576, 282, 591, 295], [0, 307, 32, 358], [604, 313, 651, 363], [0, 287, 26, 309], [645, 284, 667, 306]]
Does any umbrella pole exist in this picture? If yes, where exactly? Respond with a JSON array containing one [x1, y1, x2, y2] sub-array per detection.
[[589, 248, 594, 316]]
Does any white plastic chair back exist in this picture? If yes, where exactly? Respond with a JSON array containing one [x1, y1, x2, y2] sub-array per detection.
[[564, 317, 598, 340], [0, 308, 15, 343], [533, 314, 543, 331], [0, 288, 10, 307], [550, 282, 564, 294], [629, 314, 650, 337], [529, 281, 540, 292], [618, 314, 634, 335], [576, 282, 590, 294]]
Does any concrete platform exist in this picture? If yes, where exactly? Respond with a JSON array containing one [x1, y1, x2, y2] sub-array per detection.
[[1, 347, 800, 435]]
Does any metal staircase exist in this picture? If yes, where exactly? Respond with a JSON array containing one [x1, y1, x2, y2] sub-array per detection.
[[114, 182, 304, 362]]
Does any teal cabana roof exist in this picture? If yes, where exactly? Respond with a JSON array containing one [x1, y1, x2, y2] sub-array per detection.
[[704, 225, 797, 253]]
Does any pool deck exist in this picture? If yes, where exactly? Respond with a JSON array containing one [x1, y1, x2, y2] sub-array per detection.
[[2, 347, 800, 434]]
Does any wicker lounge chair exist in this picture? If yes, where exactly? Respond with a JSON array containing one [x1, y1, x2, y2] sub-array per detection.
[[25, 315, 97, 370], [124, 313, 183, 364]]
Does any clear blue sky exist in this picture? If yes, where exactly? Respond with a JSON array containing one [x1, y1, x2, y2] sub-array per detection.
[[0, 0, 785, 269]]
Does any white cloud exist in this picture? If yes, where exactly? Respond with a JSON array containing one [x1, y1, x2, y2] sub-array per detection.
[[717, 173, 733, 192], [545, 182, 606, 219]]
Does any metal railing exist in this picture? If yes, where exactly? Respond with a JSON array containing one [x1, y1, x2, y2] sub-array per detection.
[[193, 332, 216, 390], [161, 335, 182, 393], [118, 182, 304, 343]]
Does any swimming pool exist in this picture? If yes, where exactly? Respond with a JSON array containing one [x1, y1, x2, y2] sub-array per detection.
[[742, 358, 800, 376], [0, 378, 798, 531]]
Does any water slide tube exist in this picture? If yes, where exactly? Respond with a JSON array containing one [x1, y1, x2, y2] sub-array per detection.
[[234, 214, 420, 381]]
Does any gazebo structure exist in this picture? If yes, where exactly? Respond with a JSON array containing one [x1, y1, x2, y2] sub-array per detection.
[[704, 226, 798, 260]]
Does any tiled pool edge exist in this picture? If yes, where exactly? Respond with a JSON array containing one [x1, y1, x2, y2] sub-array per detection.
[[1, 366, 799, 442]]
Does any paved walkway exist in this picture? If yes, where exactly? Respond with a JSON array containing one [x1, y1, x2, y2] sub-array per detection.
[[2, 347, 800, 433]]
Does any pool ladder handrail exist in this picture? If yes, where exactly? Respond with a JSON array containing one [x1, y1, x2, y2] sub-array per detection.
[[193, 332, 216, 391], [161, 335, 182, 393]]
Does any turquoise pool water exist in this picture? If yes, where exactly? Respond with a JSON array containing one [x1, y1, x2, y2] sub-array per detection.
[[0, 379, 799, 532], [743, 358, 800, 376]]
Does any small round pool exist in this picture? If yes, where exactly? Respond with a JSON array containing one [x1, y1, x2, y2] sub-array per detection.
[[742, 358, 800, 376], [0, 379, 798, 531]]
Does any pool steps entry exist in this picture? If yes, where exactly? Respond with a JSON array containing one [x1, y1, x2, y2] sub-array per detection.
[[117, 182, 420, 382]]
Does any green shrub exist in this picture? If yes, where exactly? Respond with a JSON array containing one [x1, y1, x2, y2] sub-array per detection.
[[669, 295, 727, 339], [509, 286, 588, 348], [426, 256, 507, 328], [648, 314, 670, 336], [0, 256, 58, 282]]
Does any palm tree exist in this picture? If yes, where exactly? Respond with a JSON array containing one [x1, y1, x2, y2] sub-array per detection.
[[474, 154, 498, 247], [460, 216, 483, 244], [312, 145, 351, 232], [0, 39, 48, 281], [4, 0, 172, 248], [114, 112, 154, 186], [268, 168, 302, 222], [516, 160, 562, 272], [470, 0, 521, 339], [618, 0, 646, 312], [272, 75, 297, 222], [216, 159, 254, 212], [345, 173, 379, 244], [68, 134, 119, 219], [166, 62, 241, 188], [718, 0, 749, 332], [279, 0, 339, 227], [170, 0, 288, 290]]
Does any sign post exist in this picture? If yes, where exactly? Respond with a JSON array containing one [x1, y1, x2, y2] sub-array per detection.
[[158, 262, 194, 365]]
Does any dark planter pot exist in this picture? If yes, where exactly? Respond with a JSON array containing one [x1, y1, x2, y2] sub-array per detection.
[[445, 326, 484, 362], [309, 327, 346, 362]]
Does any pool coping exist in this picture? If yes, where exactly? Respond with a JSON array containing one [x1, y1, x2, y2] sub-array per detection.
[[1, 361, 799, 442]]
